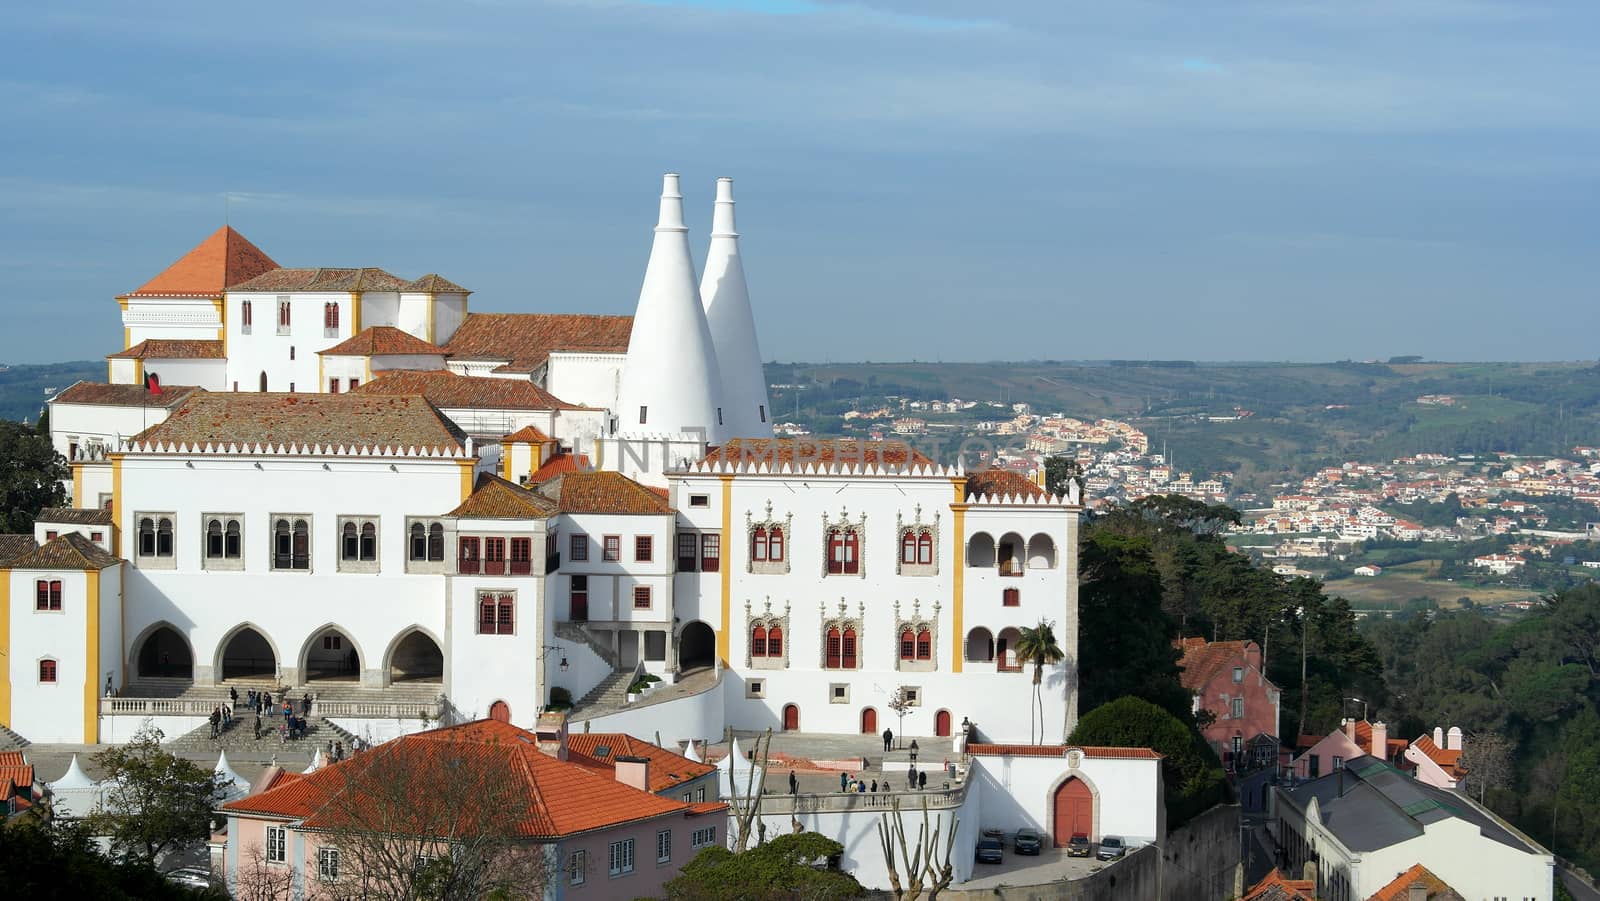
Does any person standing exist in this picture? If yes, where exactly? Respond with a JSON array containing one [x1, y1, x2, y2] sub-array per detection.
[[230, 685, 239, 707], [253, 714, 261, 740], [789, 770, 799, 795], [909, 739, 919, 763], [907, 766, 916, 789], [839, 771, 849, 792], [870, 779, 878, 793], [883, 728, 893, 752], [918, 770, 927, 791]]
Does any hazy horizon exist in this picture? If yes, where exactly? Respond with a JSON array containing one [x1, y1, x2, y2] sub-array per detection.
[[4, 1, 1595, 365]]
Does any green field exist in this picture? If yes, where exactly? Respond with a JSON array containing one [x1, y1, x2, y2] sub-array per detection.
[[1322, 560, 1541, 610]]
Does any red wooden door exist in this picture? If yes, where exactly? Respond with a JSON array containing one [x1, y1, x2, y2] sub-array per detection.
[[783, 704, 799, 731], [1053, 778, 1093, 846], [489, 700, 510, 723], [861, 708, 877, 734], [935, 710, 952, 737]]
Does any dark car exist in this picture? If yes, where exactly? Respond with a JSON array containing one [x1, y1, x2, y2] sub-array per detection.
[[1013, 828, 1042, 855], [1096, 835, 1127, 861], [1067, 834, 1092, 858], [975, 837, 1004, 864]]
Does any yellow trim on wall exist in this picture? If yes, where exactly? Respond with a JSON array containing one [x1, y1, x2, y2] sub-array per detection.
[[216, 297, 227, 356], [426, 293, 437, 344], [110, 454, 123, 557], [351, 292, 362, 334], [718, 475, 734, 664], [123, 327, 131, 350], [318, 358, 326, 394], [950, 477, 968, 674], [84, 569, 101, 743], [107, 360, 115, 383], [0, 569, 10, 726], [133, 359, 144, 386], [502, 442, 515, 482], [72, 465, 83, 507], [459, 460, 476, 501]]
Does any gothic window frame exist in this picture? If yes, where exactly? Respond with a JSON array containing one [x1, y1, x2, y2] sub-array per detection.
[[893, 599, 941, 673], [819, 599, 865, 671], [821, 508, 867, 579], [405, 518, 449, 573], [895, 507, 940, 577], [202, 513, 245, 571], [744, 599, 791, 670], [746, 503, 794, 575], [337, 516, 381, 573]]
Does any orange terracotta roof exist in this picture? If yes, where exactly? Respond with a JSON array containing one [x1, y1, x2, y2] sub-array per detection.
[[403, 274, 470, 294], [231, 267, 408, 292], [1240, 869, 1316, 901], [1368, 863, 1459, 901], [1411, 735, 1466, 776], [537, 471, 674, 515], [701, 438, 934, 469], [128, 226, 279, 297], [0, 535, 37, 566], [36, 508, 113, 526], [566, 733, 717, 794], [444, 313, 634, 373], [687, 800, 729, 816], [9, 533, 120, 571], [353, 370, 580, 411], [318, 326, 448, 358], [528, 452, 588, 484], [965, 744, 1162, 760], [965, 469, 1047, 500], [53, 381, 199, 409], [107, 339, 225, 360], [503, 425, 554, 444], [131, 392, 466, 455], [448, 473, 559, 519], [1176, 639, 1254, 692], [224, 719, 699, 838]]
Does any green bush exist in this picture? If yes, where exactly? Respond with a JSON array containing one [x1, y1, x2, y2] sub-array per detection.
[[1068, 695, 1226, 829]]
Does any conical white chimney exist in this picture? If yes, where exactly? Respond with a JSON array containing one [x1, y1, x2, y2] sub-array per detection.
[[701, 177, 773, 438], [616, 174, 727, 444]]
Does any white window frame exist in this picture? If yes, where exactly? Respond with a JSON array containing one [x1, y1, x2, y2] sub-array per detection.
[[337, 515, 381, 573], [608, 838, 635, 876], [569, 849, 586, 885], [692, 826, 717, 849], [656, 829, 672, 864], [201, 513, 245, 571], [134, 512, 177, 569], [266, 825, 288, 864], [1232, 666, 1244, 683], [1231, 697, 1244, 719], [318, 846, 340, 882]]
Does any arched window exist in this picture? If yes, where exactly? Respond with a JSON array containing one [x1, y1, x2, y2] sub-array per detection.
[[916, 628, 932, 660], [225, 519, 241, 558], [752, 526, 768, 562], [767, 626, 783, 657], [827, 529, 860, 575], [241, 299, 253, 333], [275, 518, 310, 570], [360, 522, 376, 561], [155, 517, 173, 556], [38, 658, 57, 683], [206, 519, 224, 558], [825, 627, 842, 669], [917, 531, 934, 565], [751, 625, 768, 657], [768, 527, 784, 562], [410, 523, 427, 561], [900, 629, 916, 661], [901, 531, 918, 565], [259, 371, 268, 393], [428, 523, 444, 561], [842, 628, 858, 669], [342, 522, 359, 560], [138, 517, 155, 556]]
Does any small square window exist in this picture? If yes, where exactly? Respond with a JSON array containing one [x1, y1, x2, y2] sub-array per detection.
[[633, 585, 652, 609], [570, 533, 589, 562], [901, 686, 921, 706], [635, 535, 653, 562], [1232, 666, 1244, 683], [38, 659, 57, 683], [689, 494, 710, 508], [746, 679, 765, 699], [830, 683, 850, 704]]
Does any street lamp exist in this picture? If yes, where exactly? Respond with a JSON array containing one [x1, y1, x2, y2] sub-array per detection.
[[540, 645, 570, 672], [1344, 696, 1368, 721]]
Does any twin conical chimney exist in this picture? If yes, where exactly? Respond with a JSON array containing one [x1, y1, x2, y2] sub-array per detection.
[[615, 174, 727, 443], [701, 177, 774, 438]]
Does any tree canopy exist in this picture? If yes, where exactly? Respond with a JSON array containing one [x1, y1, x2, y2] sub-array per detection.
[[661, 832, 864, 901], [0, 418, 67, 532], [89, 726, 224, 867], [0, 819, 223, 900], [1067, 696, 1224, 827]]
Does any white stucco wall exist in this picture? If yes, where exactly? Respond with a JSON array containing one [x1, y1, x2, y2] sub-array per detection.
[[122, 296, 222, 346], [142, 358, 227, 391], [545, 352, 626, 413], [224, 291, 355, 392], [967, 753, 1161, 847], [6, 564, 122, 744]]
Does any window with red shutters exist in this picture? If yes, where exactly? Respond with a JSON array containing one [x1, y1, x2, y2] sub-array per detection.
[[458, 537, 481, 574], [900, 630, 916, 660], [1003, 587, 1020, 607], [701, 534, 721, 572], [570, 534, 589, 562], [768, 626, 783, 657], [825, 627, 842, 669], [917, 532, 934, 565], [752, 527, 768, 562], [478, 592, 514, 634], [901, 532, 917, 565], [603, 535, 621, 562], [241, 300, 253, 333], [677, 533, 698, 571], [769, 527, 784, 562], [635, 535, 653, 562], [751, 625, 768, 657], [39, 659, 56, 683], [827, 529, 860, 575], [484, 537, 506, 575], [510, 537, 532, 574], [916, 628, 931, 660], [36, 580, 63, 611], [633, 586, 651, 609], [842, 628, 858, 669]]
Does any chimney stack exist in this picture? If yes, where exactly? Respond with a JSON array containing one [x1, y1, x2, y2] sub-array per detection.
[[1432, 726, 1444, 748], [1343, 718, 1357, 742], [700, 177, 773, 439], [1371, 721, 1388, 760], [615, 755, 651, 792], [1447, 726, 1462, 752], [535, 711, 569, 761], [1244, 641, 1262, 672], [1407, 882, 1428, 901]]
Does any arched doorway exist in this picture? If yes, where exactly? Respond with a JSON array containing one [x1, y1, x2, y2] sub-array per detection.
[[136, 625, 193, 680], [935, 709, 952, 737], [964, 627, 994, 663], [679, 621, 715, 672], [219, 627, 276, 680], [1053, 777, 1093, 847], [996, 627, 1023, 672], [489, 701, 510, 723], [302, 627, 360, 682], [861, 707, 878, 734], [388, 630, 444, 683], [782, 704, 799, 731], [967, 533, 995, 568], [259, 371, 268, 392]]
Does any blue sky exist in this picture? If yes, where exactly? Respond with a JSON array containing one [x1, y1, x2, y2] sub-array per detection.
[[2, 0, 1596, 364]]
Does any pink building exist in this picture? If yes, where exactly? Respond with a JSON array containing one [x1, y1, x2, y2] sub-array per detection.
[[219, 719, 726, 898], [1404, 726, 1468, 789], [1290, 718, 1408, 779], [1176, 638, 1281, 770]]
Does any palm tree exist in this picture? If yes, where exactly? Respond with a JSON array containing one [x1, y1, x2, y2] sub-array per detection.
[[1015, 620, 1064, 744]]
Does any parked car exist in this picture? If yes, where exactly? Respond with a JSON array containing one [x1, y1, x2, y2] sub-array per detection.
[[164, 866, 214, 890], [975, 837, 1005, 864], [1067, 834, 1092, 858], [1013, 828, 1042, 855], [1096, 835, 1127, 861]]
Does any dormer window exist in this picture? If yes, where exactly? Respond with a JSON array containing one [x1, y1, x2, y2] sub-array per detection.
[[639, 406, 648, 425]]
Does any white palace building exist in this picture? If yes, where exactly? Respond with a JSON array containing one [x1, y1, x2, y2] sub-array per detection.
[[3, 175, 1085, 758]]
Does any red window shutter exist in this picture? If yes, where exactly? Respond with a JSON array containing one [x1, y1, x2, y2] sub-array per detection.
[[917, 629, 931, 660], [701, 534, 720, 572], [479, 598, 496, 634], [826, 628, 841, 669], [827, 531, 843, 574], [918, 532, 933, 565], [752, 527, 767, 562], [751, 626, 767, 657], [51, 581, 62, 610], [498, 595, 514, 633], [677, 533, 697, 571], [35, 581, 48, 611], [769, 626, 783, 656], [485, 537, 506, 574], [901, 630, 915, 660], [844, 532, 860, 574], [770, 527, 784, 562], [510, 538, 532, 574], [458, 537, 480, 574], [1003, 587, 1020, 607], [842, 628, 857, 669], [902, 532, 917, 565]]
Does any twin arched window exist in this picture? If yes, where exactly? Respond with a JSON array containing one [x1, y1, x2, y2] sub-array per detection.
[[824, 627, 858, 669], [900, 530, 934, 566], [826, 529, 860, 575], [899, 628, 932, 661], [205, 518, 242, 559], [137, 516, 174, 558], [341, 521, 377, 561], [752, 526, 786, 563], [274, 518, 310, 570], [323, 302, 340, 332], [751, 624, 784, 658], [409, 522, 445, 562]]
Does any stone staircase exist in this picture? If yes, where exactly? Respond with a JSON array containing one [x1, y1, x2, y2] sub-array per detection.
[[0, 723, 30, 751], [569, 670, 635, 717], [553, 621, 620, 668]]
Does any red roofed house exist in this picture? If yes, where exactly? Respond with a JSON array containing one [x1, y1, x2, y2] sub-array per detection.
[[1175, 637, 1281, 771], [1404, 726, 1468, 790], [1291, 718, 1409, 779], [219, 719, 725, 897]]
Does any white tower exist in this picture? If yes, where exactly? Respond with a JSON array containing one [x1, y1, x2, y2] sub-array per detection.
[[614, 174, 727, 458], [700, 177, 774, 438]]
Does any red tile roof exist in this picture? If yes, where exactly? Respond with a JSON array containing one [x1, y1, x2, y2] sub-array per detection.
[[701, 438, 934, 469], [52, 381, 199, 409], [443, 313, 634, 373], [1240, 869, 1316, 901], [965, 469, 1047, 500], [35, 508, 113, 526], [9, 533, 120, 571], [1176, 639, 1254, 692], [502, 425, 554, 444], [1368, 863, 1460, 901], [528, 452, 588, 484], [403, 274, 470, 294], [0, 535, 37, 566], [107, 339, 225, 360], [1411, 735, 1466, 777], [223, 720, 712, 838], [537, 471, 674, 515], [318, 327, 448, 358], [565, 733, 717, 794], [231, 267, 409, 293], [131, 392, 466, 455], [448, 473, 559, 519], [965, 743, 1162, 760], [353, 370, 580, 411], [128, 226, 280, 298]]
